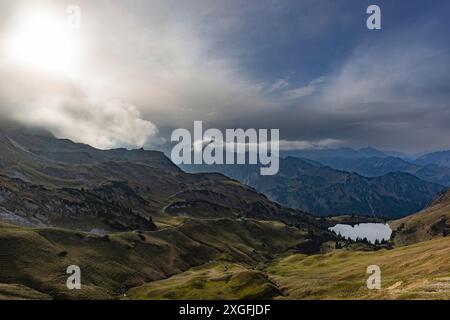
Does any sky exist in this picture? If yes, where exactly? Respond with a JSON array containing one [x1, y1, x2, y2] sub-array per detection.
[[0, 0, 450, 153]]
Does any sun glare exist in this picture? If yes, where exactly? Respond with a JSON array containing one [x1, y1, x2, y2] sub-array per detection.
[[5, 11, 79, 76]]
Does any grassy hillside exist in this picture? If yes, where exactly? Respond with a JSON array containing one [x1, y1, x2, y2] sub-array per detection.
[[126, 237, 450, 300], [127, 262, 280, 300], [2, 216, 449, 300], [0, 217, 329, 300], [391, 191, 450, 246], [267, 237, 450, 300], [0, 284, 51, 300]]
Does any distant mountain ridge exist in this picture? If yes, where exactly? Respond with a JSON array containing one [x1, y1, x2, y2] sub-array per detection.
[[184, 157, 445, 218], [281, 146, 414, 161], [320, 156, 450, 187], [415, 150, 450, 168], [281, 146, 390, 161], [278, 145, 450, 187], [281, 146, 450, 169]]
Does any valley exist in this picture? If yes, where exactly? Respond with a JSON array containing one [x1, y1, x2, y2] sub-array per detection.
[[0, 127, 449, 300], [126, 237, 450, 300]]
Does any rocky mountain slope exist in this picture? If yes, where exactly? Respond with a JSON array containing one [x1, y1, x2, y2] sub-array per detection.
[[0, 126, 324, 232]]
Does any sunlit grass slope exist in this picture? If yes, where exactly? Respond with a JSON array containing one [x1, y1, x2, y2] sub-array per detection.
[[267, 237, 450, 300], [126, 262, 280, 300], [125, 237, 450, 300]]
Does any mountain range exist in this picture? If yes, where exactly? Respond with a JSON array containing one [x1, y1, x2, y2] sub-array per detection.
[[0, 125, 337, 299], [282, 146, 450, 172], [320, 156, 450, 186], [415, 150, 450, 168], [0, 126, 325, 232], [280, 147, 412, 162], [184, 157, 445, 218]]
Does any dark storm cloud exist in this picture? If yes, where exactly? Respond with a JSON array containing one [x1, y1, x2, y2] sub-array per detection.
[[1, 0, 450, 152]]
